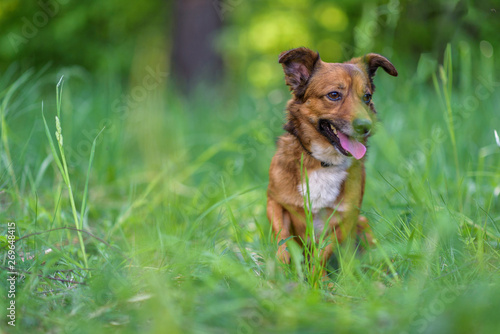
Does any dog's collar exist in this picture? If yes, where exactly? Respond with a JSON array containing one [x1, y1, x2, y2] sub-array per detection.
[[320, 161, 333, 168]]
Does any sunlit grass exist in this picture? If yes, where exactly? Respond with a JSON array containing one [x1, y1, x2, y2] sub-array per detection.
[[1, 46, 500, 333]]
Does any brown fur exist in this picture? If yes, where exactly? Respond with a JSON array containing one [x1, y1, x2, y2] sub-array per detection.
[[267, 47, 397, 265]]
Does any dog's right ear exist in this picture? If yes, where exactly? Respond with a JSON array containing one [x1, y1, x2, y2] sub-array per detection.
[[363, 53, 398, 78], [279, 47, 320, 99]]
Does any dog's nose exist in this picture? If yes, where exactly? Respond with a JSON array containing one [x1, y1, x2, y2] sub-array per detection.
[[353, 118, 372, 136]]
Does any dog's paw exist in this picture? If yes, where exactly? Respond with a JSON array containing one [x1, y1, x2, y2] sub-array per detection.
[[356, 215, 374, 247], [277, 245, 291, 264]]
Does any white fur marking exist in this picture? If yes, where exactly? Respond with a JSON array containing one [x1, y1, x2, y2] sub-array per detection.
[[298, 165, 348, 213], [297, 141, 353, 234]]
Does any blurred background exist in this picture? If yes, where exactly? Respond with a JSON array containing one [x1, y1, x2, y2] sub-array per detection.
[[1, 1, 500, 333], [0, 0, 498, 92]]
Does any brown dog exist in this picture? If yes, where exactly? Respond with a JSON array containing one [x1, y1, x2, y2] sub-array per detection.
[[267, 47, 397, 265]]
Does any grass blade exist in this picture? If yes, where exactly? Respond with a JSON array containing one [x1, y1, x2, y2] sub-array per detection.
[[79, 127, 105, 229]]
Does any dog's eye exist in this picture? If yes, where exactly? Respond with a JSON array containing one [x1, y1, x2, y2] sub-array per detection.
[[327, 91, 342, 101], [363, 94, 372, 104]]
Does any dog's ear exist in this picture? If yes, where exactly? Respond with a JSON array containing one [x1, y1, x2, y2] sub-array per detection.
[[279, 47, 320, 98], [362, 53, 398, 78]]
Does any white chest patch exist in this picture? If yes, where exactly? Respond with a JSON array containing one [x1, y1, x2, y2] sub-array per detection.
[[298, 165, 349, 213]]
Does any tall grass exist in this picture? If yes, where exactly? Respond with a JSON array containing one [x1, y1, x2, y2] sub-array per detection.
[[1, 45, 500, 333]]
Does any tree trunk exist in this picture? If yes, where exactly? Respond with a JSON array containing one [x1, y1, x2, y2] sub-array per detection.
[[170, 0, 223, 92]]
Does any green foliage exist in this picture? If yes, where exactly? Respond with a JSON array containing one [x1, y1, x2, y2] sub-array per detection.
[[0, 0, 164, 75], [1, 1, 498, 92], [218, 0, 499, 92], [0, 1, 499, 332]]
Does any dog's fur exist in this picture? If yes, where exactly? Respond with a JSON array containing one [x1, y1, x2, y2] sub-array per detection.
[[267, 47, 397, 265]]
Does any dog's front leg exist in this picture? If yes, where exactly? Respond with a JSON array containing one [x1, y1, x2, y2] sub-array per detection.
[[267, 196, 292, 263]]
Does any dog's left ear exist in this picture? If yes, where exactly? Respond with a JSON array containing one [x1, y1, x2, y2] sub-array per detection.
[[363, 53, 398, 78], [279, 47, 320, 99]]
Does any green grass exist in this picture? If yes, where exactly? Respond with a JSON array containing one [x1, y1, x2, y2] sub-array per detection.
[[1, 46, 500, 334]]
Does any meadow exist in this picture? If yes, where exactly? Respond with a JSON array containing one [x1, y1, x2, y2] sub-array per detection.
[[1, 43, 500, 334]]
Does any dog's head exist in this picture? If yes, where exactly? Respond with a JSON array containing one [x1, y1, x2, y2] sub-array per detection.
[[279, 47, 397, 161]]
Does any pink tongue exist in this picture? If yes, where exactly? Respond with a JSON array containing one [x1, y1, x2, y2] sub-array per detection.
[[337, 132, 366, 160]]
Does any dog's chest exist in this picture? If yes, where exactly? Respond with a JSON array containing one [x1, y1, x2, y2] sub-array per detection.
[[298, 166, 348, 213]]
